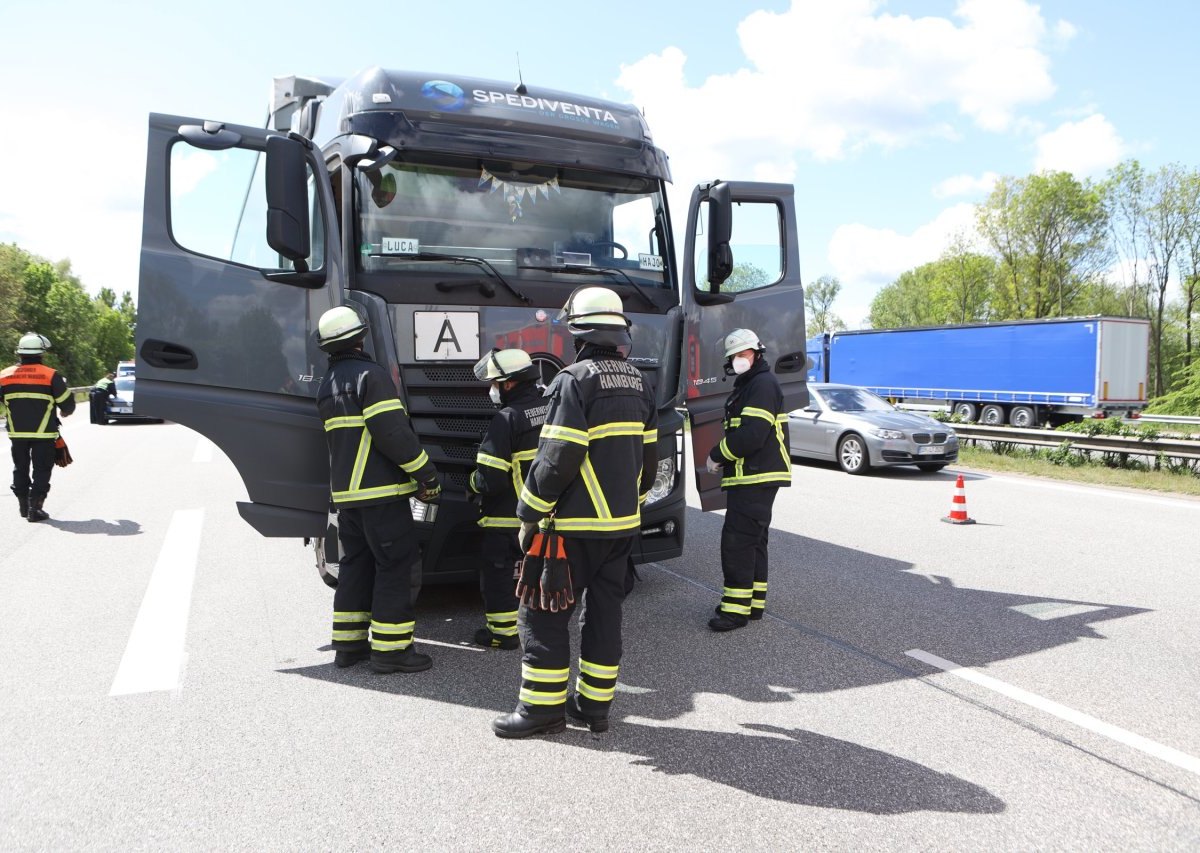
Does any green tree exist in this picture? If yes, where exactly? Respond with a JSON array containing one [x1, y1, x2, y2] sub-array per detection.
[[805, 274, 846, 337], [722, 262, 769, 294]]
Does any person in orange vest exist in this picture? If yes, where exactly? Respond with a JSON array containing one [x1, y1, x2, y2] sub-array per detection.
[[1, 333, 76, 521]]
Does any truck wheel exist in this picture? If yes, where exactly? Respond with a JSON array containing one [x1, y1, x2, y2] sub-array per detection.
[[837, 434, 870, 475], [1009, 406, 1036, 428], [953, 402, 977, 422], [980, 404, 1006, 425]]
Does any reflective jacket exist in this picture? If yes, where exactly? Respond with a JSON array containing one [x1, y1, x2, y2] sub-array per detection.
[[316, 350, 436, 508], [0, 359, 75, 440], [469, 382, 549, 529], [708, 357, 791, 489], [517, 348, 657, 537]]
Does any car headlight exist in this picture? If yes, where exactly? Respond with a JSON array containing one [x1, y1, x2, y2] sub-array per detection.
[[871, 428, 905, 440], [645, 456, 676, 505]]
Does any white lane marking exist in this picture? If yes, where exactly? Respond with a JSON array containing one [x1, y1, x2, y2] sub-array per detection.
[[907, 649, 1200, 778], [1009, 602, 1107, 620], [416, 637, 486, 653], [192, 436, 214, 463], [953, 471, 1200, 510], [110, 510, 205, 696]]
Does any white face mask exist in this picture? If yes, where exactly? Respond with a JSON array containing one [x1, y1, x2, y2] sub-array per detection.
[[732, 356, 753, 375], [489, 385, 503, 405]]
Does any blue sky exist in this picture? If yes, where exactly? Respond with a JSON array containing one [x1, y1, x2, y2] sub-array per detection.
[[2, 0, 1197, 326]]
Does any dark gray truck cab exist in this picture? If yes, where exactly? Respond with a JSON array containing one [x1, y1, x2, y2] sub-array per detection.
[[136, 68, 808, 586]]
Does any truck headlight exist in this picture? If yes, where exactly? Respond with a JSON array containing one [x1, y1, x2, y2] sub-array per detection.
[[871, 428, 905, 440], [645, 456, 676, 505]]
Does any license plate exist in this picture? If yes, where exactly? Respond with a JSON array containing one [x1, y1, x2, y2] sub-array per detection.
[[918, 445, 943, 455], [113, 407, 132, 414]]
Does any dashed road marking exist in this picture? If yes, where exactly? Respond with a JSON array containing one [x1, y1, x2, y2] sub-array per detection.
[[907, 648, 1200, 778], [110, 509, 205, 696]]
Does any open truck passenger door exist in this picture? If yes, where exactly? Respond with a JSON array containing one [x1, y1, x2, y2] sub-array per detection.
[[681, 181, 809, 511], [136, 114, 341, 537]]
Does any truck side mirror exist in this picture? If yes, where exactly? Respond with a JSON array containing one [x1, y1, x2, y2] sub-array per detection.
[[265, 135, 311, 266], [706, 182, 733, 289]]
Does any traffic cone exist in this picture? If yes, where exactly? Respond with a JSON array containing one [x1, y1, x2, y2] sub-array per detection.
[[941, 474, 976, 525]]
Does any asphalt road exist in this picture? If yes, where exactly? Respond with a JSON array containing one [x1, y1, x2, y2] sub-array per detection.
[[2, 417, 1199, 850]]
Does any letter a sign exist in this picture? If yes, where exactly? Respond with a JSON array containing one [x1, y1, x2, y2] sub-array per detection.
[[414, 311, 481, 361]]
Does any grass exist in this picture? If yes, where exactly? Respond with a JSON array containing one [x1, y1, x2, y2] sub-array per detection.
[[957, 445, 1200, 498]]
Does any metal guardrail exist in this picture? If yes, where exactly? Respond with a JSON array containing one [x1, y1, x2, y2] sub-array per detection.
[[953, 423, 1200, 462], [1132, 413, 1200, 426]]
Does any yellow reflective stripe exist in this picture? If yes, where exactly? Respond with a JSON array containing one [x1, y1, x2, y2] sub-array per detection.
[[753, 582, 768, 591], [4, 392, 53, 401], [55, 388, 71, 403], [348, 429, 372, 491], [486, 611, 519, 622], [550, 514, 640, 532], [519, 485, 555, 514], [334, 611, 371, 622], [643, 428, 657, 443], [723, 587, 752, 599], [519, 687, 567, 705], [400, 449, 430, 473], [580, 456, 611, 519], [576, 680, 616, 701], [587, 422, 644, 440], [541, 424, 589, 446], [371, 638, 413, 650], [776, 414, 789, 423], [639, 492, 649, 505], [777, 422, 791, 469], [579, 660, 619, 678], [371, 619, 415, 633], [7, 431, 57, 439], [522, 665, 569, 682], [726, 417, 742, 428], [476, 453, 511, 471], [363, 399, 406, 419], [332, 630, 368, 641], [512, 449, 538, 461], [719, 438, 739, 462], [323, 415, 365, 431], [331, 482, 418, 502], [721, 471, 792, 486], [478, 517, 521, 529], [742, 406, 777, 424], [721, 602, 752, 615]]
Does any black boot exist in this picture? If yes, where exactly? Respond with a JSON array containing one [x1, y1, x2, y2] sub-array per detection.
[[369, 646, 432, 673], [566, 694, 610, 733], [11, 487, 28, 519], [26, 498, 48, 523], [708, 611, 748, 632], [491, 709, 566, 739], [473, 627, 519, 650], [334, 648, 369, 668]]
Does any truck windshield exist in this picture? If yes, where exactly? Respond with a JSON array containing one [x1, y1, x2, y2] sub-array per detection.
[[357, 156, 669, 288]]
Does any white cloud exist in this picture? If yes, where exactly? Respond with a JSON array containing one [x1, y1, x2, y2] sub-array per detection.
[[933, 171, 999, 199], [1033, 113, 1124, 175], [617, 0, 1063, 194], [826, 203, 980, 324], [171, 150, 219, 195]]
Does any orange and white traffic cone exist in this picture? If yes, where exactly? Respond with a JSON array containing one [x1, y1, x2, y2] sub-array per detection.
[[941, 474, 976, 525]]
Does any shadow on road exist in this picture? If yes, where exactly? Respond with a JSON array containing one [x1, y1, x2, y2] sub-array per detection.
[[43, 518, 142, 536], [279, 506, 1150, 815]]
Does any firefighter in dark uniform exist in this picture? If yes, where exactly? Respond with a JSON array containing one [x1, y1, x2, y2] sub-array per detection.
[[706, 329, 792, 631], [468, 348, 547, 649], [492, 286, 657, 739], [315, 306, 442, 674], [1, 333, 75, 522], [90, 372, 116, 424]]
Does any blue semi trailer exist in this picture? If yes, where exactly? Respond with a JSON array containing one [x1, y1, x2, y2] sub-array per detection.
[[807, 317, 1150, 427]]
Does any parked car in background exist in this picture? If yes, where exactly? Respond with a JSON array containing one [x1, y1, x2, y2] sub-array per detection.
[[788, 383, 958, 475], [102, 376, 162, 424], [116, 360, 135, 377]]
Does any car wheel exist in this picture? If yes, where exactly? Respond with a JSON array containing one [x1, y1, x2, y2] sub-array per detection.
[[953, 402, 977, 422], [980, 404, 1006, 425], [837, 433, 870, 475], [917, 463, 946, 473], [1009, 405, 1036, 428]]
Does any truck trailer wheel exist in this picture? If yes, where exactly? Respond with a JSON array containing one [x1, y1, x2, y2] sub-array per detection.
[[837, 433, 871, 475], [1009, 405, 1036, 428], [980, 404, 1006, 425], [952, 402, 977, 422]]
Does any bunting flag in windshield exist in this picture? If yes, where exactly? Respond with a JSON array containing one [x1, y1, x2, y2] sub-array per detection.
[[479, 167, 561, 221]]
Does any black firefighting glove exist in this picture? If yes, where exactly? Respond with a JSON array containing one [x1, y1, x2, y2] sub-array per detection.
[[538, 532, 574, 613], [416, 477, 441, 504], [515, 530, 546, 609], [54, 437, 73, 468]]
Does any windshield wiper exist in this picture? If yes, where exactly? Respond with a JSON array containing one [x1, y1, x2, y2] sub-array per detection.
[[521, 264, 657, 311], [368, 251, 531, 304]]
